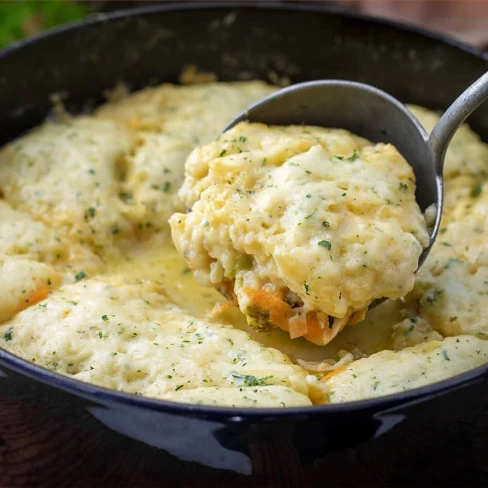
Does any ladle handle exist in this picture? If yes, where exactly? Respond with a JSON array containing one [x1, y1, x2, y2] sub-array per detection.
[[430, 70, 488, 173]]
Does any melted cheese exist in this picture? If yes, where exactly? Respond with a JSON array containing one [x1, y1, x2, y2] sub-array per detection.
[[0, 200, 65, 261], [0, 81, 486, 407], [119, 133, 192, 235], [95, 81, 276, 145], [1, 275, 320, 406], [323, 336, 488, 402], [163, 386, 312, 407], [0, 118, 134, 256]]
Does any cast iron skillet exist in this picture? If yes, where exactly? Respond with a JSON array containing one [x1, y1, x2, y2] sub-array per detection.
[[0, 1, 487, 474]]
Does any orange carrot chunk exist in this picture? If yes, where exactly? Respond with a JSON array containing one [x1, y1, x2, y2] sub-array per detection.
[[17, 287, 49, 312]]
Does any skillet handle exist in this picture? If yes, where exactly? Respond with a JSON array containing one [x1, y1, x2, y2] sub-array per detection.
[[429, 70, 488, 174]]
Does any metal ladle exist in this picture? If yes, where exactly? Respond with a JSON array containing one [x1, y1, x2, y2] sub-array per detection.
[[224, 72, 488, 274]]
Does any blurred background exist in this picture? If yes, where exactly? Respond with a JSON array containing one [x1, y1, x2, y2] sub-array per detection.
[[0, 0, 487, 51]]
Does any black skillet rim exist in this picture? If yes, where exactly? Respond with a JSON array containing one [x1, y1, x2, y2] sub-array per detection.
[[0, 1, 487, 421]]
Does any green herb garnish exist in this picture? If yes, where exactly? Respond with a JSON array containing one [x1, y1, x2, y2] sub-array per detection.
[[305, 209, 317, 220], [231, 373, 272, 387], [470, 185, 482, 198], [346, 151, 359, 162], [3, 327, 13, 342], [318, 240, 332, 250], [74, 271, 86, 282]]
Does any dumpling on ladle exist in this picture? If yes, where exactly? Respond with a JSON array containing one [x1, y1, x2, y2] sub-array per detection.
[[170, 122, 429, 345]]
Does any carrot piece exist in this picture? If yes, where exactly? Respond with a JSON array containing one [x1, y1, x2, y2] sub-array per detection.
[[217, 279, 237, 301], [288, 313, 308, 339], [323, 364, 349, 380], [303, 313, 350, 346], [349, 309, 367, 326], [17, 287, 49, 312], [301, 312, 329, 345], [241, 287, 291, 328], [210, 300, 238, 317]]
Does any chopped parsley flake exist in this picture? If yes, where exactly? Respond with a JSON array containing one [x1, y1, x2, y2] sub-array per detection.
[[470, 184, 482, 198], [98, 332, 103, 339], [162, 182, 171, 193], [303, 282, 310, 294], [3, 327, 13, 342], [219, 149, 227, 157], [346, 151, 359, 162], [426, 288, 444, 304], [175, 384, 184, 391], [87, 207, 96, 218], [441, 350, 450, 361], [101, 315, 109, 321], [74, 271, 86, 282], [305, 209, 317, 220], [231, 373, 273, 387], [318, 240, 332, 250], [399, 183, 408, 191], [238, 136, 247, 143]]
